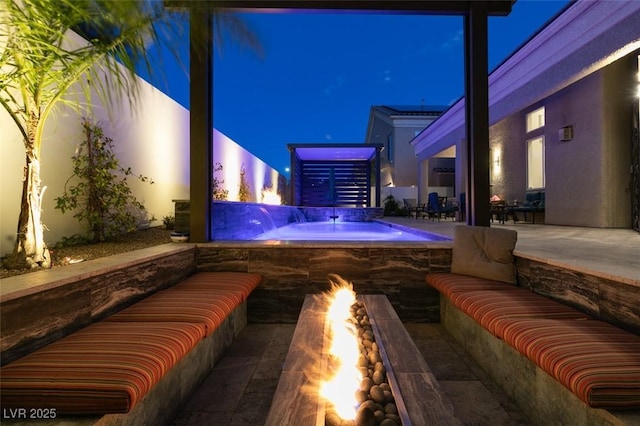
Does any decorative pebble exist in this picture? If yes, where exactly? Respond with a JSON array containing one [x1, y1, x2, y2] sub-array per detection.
[[384, 403, 397, 415], [368, 351, 382, 364], [373, 410, 386, 424], [355, 405, 376, 426], [360, 377, 373, 393], [372, 370, 385, 385], [325, 301, 401, 426], [384, 413, 401, 424], [369, 385, 385, 404]]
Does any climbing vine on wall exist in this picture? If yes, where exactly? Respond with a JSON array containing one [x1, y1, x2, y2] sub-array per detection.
[[212, 162, 229, 201], [55, 118, 154, 242]]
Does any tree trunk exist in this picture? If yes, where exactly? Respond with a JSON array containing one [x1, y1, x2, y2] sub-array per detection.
[[6, 150, 51, 270]]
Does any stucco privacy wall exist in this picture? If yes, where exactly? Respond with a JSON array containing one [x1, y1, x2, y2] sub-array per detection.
[[0, 30, 283, 257], [212, 129, 283, 203], [0, 32, 190, 256]]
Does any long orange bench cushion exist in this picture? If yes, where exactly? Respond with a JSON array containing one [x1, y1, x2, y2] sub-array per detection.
[[169, 284, 246, 306], [0, 321, 205, 415], [426, 272, 517, 299], [499, 318, 640, 409], [174, 272, 262, 302], [104, 288, 239, 336], [451, 290, 589, 337]]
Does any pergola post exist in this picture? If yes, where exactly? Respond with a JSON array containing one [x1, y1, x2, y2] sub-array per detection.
[[189, 11, 213, 242], [464, 2, 491, 226]]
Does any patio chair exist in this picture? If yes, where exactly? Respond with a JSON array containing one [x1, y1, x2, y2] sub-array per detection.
[[403, 198, 425, 219], [427, 192, 458, 221], [510, 191, 545, 223]]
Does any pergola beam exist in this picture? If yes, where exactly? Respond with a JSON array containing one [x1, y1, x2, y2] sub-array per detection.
[[168, 1, 513, 15]]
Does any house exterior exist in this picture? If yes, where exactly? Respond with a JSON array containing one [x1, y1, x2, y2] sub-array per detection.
[[412, 0, 640, 229], [365, 105, 446, 200]]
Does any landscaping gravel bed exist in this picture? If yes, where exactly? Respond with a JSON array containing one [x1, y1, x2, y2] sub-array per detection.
[[1, 227, 172, 279]]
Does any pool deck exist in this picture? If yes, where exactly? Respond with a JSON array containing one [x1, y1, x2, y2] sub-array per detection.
[[380, 217, 640, 287]]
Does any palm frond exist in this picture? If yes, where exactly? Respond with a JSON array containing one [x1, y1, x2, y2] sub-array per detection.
[[1, 0, 187, 146]]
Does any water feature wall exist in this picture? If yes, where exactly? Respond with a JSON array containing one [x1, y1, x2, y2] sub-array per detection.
[[301, 207, 383, 223], [211, 201, 383, 240]]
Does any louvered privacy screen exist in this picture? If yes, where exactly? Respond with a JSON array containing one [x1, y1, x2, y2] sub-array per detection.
[[297, 161, 371, 207]]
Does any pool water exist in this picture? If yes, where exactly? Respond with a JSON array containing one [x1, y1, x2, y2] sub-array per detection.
[[253, 221, 438, 241]]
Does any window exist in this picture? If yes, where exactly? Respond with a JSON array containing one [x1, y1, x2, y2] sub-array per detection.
[[387, 134, 393, 163], [527, 136, 545, 189], [526, 107, 545, 133]]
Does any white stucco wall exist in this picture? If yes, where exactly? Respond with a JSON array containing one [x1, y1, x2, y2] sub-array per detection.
[[213, 129, 283, 203], [1, 32, 283, 257], [0, 74, 191, 256]]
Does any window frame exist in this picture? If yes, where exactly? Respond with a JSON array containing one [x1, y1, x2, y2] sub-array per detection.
[[526, 106, 545, 133], [526, 136, 545, 190]]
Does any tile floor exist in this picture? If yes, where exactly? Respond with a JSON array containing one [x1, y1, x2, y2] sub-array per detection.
[[171, 323, 531, 426]]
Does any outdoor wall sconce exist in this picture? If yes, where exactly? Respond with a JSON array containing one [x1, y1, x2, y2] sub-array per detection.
[[559, 125, 574, 141]]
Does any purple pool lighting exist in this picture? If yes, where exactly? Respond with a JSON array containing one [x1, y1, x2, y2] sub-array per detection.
[[253, 221, 440, 241]]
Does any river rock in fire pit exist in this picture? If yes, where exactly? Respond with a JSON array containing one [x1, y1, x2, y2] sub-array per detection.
[[355, 405, 376, 426]]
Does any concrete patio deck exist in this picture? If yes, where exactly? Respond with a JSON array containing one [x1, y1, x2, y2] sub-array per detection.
[[171, 220, 639, 425], [381, 217, 640, 287]]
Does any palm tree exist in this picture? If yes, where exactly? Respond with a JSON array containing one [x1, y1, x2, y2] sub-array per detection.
[[0, 0, 260, 269]]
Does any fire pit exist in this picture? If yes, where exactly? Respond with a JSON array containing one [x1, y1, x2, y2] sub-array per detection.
[[319, 276, 405, 425], [266, 276, 461, 426]]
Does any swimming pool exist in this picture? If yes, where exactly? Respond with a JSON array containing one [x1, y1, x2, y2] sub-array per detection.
[[253, 221, 444, 241]]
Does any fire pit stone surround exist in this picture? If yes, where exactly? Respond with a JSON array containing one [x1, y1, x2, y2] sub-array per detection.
[[266, 293, 461, 425], [196, 243, 452, 324]]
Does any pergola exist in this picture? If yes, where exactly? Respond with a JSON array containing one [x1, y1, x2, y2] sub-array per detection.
[[288, 144, 384, 207], [166, 0, 516, 242]]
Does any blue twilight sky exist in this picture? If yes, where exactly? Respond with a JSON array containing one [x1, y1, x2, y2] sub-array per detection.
[[145, 0, 573, 176]]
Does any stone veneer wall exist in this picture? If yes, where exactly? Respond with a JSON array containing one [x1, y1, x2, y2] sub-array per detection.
[[211, 201, 384, 240], [196, 244, 639, 334], [0, 247, 196, 365], [196, 243, 452, 323], [516, 257, 640, 334], [3, 243, 637, 367], [300, 206, 384, 222]]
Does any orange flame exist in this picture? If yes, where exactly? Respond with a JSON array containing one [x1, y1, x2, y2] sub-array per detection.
[[319, 276, 362, 420], [261, 187, 281, 205]]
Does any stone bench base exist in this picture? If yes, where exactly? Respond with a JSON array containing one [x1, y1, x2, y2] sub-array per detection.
[[1, 302, 247, 426], [440, 297, 640, 426]]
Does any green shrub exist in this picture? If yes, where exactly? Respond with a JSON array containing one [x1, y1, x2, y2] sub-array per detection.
[[55, 118, 154, 242]]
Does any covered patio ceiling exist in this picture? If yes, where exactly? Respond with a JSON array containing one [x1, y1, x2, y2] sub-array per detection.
[[166, 0, 517, 242]]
